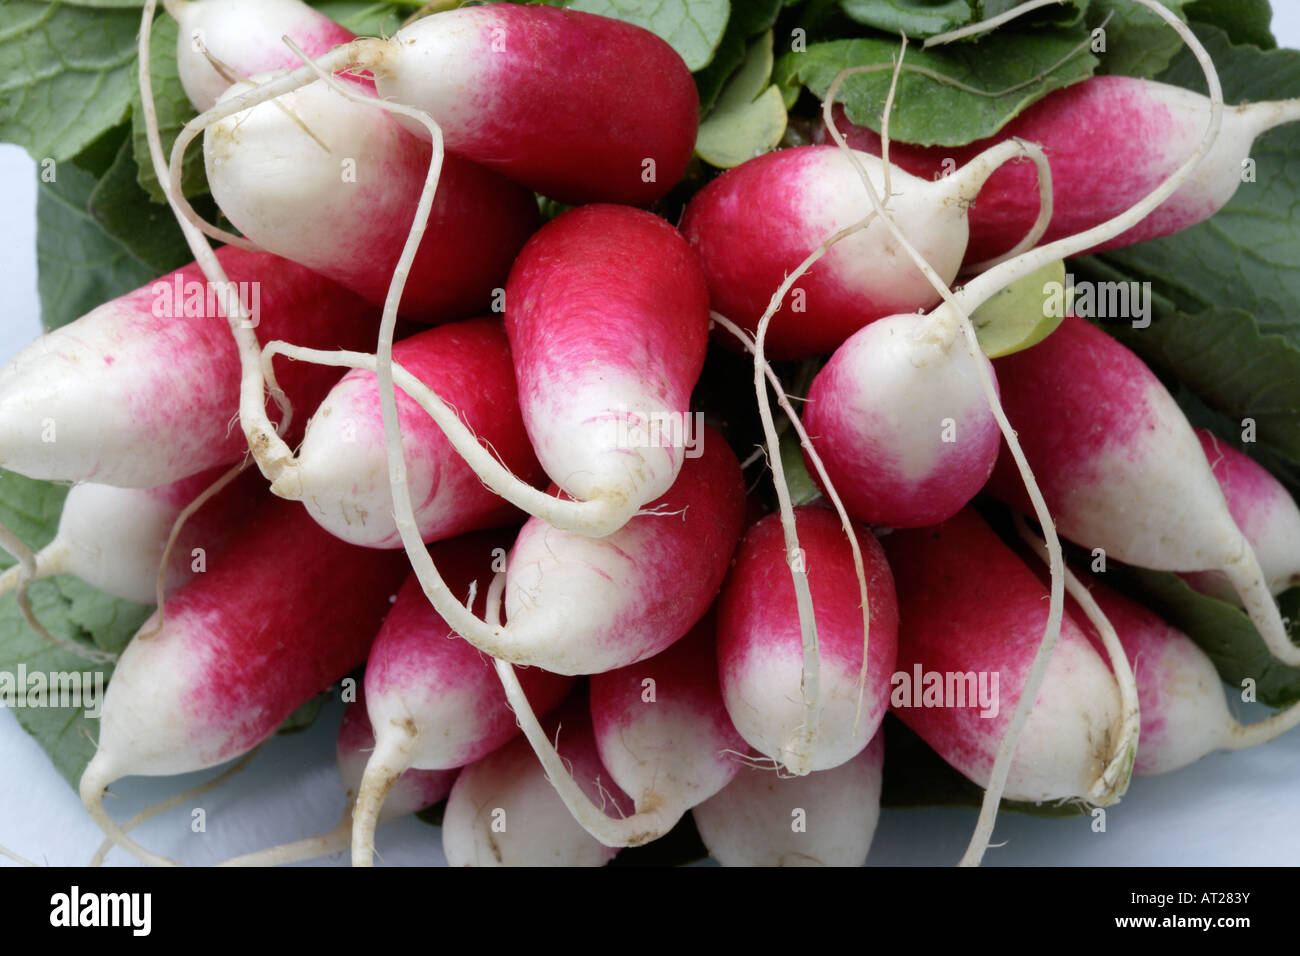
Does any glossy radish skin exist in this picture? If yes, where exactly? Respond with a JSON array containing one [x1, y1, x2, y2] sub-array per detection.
[[0, 247, 375, 487], [693, 732, 884, 867], [821, 76, 1288, 262], [337, 696, 457, 819], [1065, 579, 1235, 777], [206, 77, 539, 320], [295, 319, 544, 548], [504, 205, 710, 513], [442, 694, 628, 867], [500, 427, 745, 675], [82, 497, 409, 783], [0, 466, 265, 604], [1181, 429, 1300, 601], [717, 506, 898, 771], [588, 615, 746, 821], [171, 0, 355, 112], [802, 314, 1002, 527], [679, 145, 972, 359], [364, 5, 697, 204], [364, 532, 572, 771], [885, 509, 1122, 802]]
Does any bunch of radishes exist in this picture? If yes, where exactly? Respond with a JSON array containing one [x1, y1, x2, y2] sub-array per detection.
[[3, 0, 1300, 868]]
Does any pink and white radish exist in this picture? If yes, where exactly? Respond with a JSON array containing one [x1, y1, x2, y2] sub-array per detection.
[[679, 141, 1049, 359], [884, 507, 1125, 804], [286, 319, 544, 548], [495, 613, 746, 848], [1064, 574, 1300, 777], [717, 505, 898, 772], [985, 315, 1300, 667], [79, 496, 410, 866], [821, 75, 1300, 264], [692, 731, 884, 867], [168, 0, 353, 112], [203, 73, 539, 319], [0, 467, 262, 605], [0, 247, 373, 488], [351, 531, 571, 866], [217, 694, 457, 867], [174, 4, 698, 206], [1181, 429, 1300, 602], [441, 692, 628, 867]]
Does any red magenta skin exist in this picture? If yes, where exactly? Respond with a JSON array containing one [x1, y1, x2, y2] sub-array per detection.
[[162, 497, 412, 766], [364, 531, 573, 769], [429, 5, 698, 205], [822, 76, 1210, 263]]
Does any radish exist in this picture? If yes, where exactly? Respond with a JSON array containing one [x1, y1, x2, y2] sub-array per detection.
[[0, 466, 261, 606], [679, 141, 1050, 359], [1181, 429, 1300, 602], [717, 506, 898, 772], [985, 315, 1300, 667], [217, 695, 457, 867], [1063, 574, 1300, 777], [0, 246, 374, 487], [287, 319, 544, 548], [78, 496, 410, 866], [178, 4, 697, 206], [692, 731, 884, 867], [441, 692, 628, 867], [203, 74, 540, 318], [883, 507, 1125, 804], [820, 75, 1300, 264], [499, 204, 710, 532], [168, 0, 354, 112], [351, 531, 572, 867]]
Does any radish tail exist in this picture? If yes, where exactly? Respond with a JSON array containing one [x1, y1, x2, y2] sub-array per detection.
[[79, 755, 182, 867], [138, 0, 297, 489], [1225, 701, 1300, 750], [219, 818, 351, 867], [1221, 543, 1300, 666], [0, 524, 114, 663], [350, 727, 415, 867], [91, 746, 261, 866]]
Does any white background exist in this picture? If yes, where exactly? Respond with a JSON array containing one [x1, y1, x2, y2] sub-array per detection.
[[2, 7, 1300, 868]]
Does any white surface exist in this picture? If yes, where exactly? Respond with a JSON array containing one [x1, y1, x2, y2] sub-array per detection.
[[3, 11, 1300, 868]]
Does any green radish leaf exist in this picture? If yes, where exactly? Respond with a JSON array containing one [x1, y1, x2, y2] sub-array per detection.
[[970, 259, 1067, 358], [1086, 0, 1189, 78], [1121, 569, 1300, 709], [778, 425, 822, 507], [696, 32, 788, 168], [839, 0, 973, 37], [310, 1, 417, 36], [566, 0, 730, 70], [131, 11, 208, 201], [774, 30, 1097, 146], [0, 1, 140, 163], [0, 471, 153, 790], [1184, 0, 1275, 49], [89, 138, 202, 275], [694, 0, 782, 112], [37, 160, 155, 332]]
